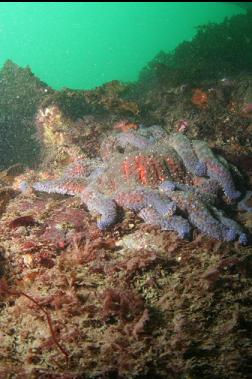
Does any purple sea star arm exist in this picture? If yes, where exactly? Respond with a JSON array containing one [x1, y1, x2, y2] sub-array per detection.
[[159, 180, 217, 204], [159, 181, 177, 192], [168, 133, 206, 176], [138, 207, 191, 239], [164, 215, 192, 239], [192, 140, 241, 201], [32, 177, 87, 196], [116, 132, 153, 150], [160, 189, 236, 241], [33, 179, 75, 195], [188, 204, 236, 242], [160, 181, 249, 244], [148, 193, 177, 217], [138, 124, 167, 141], [81, 188, 117, 230], [114, 189, 176, 216], [211, 206, 249, 245]]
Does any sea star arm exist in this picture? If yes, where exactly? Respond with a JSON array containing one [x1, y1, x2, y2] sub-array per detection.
[[168, 133, 206, 176], [138, 207, 191, 239], [100, 132, 152, 161], [192, 140, 241, 201], [81, 187, 118, 230], [114, 189, 177, 216], [32, 177, 87, 196], [159, 184, 238, 242], [210, 206, 249, 245]]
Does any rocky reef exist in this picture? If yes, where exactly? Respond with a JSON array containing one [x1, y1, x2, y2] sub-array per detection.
[[0, 10, 252, 379], [137, 10, 252, 88], [0, 60, 52, 170]]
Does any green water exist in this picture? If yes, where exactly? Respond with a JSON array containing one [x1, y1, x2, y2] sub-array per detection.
[[0, 2, 246, 90]]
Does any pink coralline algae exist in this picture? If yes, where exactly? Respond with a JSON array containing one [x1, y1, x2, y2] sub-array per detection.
[[29, 127, 249, 244]]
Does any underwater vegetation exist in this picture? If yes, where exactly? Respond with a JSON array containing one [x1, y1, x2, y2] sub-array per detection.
[[138, 10, 252, 89], [0, 9, 252, 379]]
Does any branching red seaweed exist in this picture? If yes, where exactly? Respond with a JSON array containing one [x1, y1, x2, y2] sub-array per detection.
[[0, 279, 69, 363]]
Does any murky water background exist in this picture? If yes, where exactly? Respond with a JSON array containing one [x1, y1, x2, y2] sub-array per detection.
[[0, 2, 245, 89]]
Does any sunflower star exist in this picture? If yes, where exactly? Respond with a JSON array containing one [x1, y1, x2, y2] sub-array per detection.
[[30, 127, 249, 244]]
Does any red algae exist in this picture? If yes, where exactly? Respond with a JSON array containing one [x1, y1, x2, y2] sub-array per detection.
[[9, 215, 36, 229], [101, 288, 144, 322], [0, 279, 69, 363]]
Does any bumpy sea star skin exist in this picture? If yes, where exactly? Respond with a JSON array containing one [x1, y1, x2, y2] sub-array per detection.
[[30, 128, 249, 244], [140, 125, 168, 141], [238, 191, 252, 212], [100, 132, 153, 162], [168, 133, 207, 177], [33, 177, 87, 196], [192, 140, 241, 201], [116, 132, 153, 150], [80, 188, 118, 230], [159, 180, 217, 204], [114, 189, 177, 217], [210, 207, 249, 245], [159, 182, 244, 242], [138, 207, 192, 239]]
